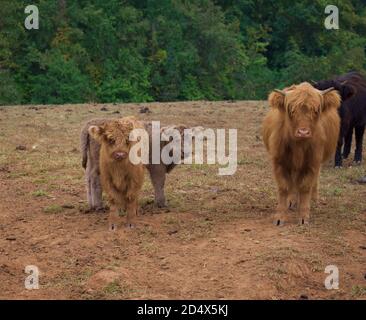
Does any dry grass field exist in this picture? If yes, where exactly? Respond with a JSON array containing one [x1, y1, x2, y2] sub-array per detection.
[[0, 101, 365, 299]]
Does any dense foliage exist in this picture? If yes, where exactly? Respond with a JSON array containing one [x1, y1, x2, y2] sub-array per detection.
[[0, 0, 365, 105]]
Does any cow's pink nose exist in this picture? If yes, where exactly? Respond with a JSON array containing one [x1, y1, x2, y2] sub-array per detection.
[[114, 152, 127, 160], [297, 128, 311, 137]]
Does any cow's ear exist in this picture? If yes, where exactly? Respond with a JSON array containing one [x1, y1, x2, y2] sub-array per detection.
[[88, 125, 105, 142], [268, 91, 285, 111], [121, 120, 135, 132], [322, 90, 341, 112]]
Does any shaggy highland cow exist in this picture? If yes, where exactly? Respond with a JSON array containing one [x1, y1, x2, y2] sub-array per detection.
[[262, 82, 341, 225], [88, 117, 145, 230], [81, 119, 191, 211], [313, 71, 366, 167]]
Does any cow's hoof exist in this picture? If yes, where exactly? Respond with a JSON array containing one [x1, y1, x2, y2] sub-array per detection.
[[273, 219, 285, 226], [125, 223, 136, 229], [356, 176, 366, 184], [273, 215, 286, 226], [342, 154, 350, 159], [334, 165, 342, 169], [109, 223, 117, 232], [354, 161, 362, 166], [95, 206, 108, 213], [299, 217, 310, 225], [155, 201, 167, 208]]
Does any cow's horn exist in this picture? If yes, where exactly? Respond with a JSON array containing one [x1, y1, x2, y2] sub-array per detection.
[[310, 80, 317, 85], [274, 89, 286, 96], [321, 87, 335, 95]]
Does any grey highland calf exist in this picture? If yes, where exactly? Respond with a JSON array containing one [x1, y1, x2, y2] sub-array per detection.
[[81, 118, 191, 210]]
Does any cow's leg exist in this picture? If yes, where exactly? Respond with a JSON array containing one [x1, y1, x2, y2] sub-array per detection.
[[274, 188, 289, 226], [147, 164, 167, 208], [86, 160, 104, 212], [311, 177, 319, 205], [298, 167, 319, 224], [311, 165, 321, 205], [125, 198, 138, 228], [273, 165, 289, 226], [103, 181, 123, 231], [108, 201, 121, 232], [298, 190, 312, 225], [125, 170, 143, 228], [91, 171, 104, 211], [109, 209, 119, 231], [334, 135, 343, 167], [342, 128, 353, 160], [86, 167, 93, 210], [354, 124, 365, 164]]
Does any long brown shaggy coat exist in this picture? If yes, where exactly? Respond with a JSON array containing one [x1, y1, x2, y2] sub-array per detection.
[[262, 82, 341, 225], [88, 117, 145, 230]]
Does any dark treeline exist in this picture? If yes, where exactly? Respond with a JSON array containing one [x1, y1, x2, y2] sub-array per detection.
[[0, 0, 365, 105]]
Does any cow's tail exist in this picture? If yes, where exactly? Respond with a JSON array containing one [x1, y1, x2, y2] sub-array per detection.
[[80, 124, 90, 170]]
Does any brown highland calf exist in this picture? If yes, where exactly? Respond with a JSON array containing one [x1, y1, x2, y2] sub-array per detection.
[[88, 117, 145, 230], [262, 82, 341, 225]]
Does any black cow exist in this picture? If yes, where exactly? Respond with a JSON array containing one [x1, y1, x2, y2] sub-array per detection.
[[313, 71, 366, 167]]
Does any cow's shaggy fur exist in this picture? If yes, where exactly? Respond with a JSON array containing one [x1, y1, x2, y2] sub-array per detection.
[[88, 117, 145, 230], [81, 119, 189, 211], [262, 82, 341, 225]]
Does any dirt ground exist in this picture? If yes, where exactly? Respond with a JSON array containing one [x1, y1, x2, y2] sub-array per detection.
[[0, 101, 365, 300]]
